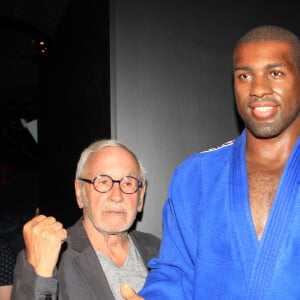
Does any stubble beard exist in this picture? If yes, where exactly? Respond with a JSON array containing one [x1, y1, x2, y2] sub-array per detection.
[[240, 106, 300, 139]]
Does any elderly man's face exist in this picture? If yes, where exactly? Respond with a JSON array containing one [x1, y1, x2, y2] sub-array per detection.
[[75, 146, 145, 235]]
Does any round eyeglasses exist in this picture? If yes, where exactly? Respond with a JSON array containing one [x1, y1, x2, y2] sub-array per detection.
[[78, 174, 143, 194]]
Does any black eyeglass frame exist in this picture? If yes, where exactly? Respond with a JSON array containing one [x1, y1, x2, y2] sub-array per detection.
[[78, 174, 143, 194]]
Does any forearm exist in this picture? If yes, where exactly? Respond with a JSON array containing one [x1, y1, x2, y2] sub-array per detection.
[[11, 250, 58, 300]]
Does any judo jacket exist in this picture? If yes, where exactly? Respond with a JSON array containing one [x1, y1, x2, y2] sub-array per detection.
[[140, 130, 300, 299]]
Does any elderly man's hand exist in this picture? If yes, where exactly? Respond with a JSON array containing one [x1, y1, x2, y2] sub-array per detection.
[[120, 283, 144, 300], [23, 214, 67, 277]]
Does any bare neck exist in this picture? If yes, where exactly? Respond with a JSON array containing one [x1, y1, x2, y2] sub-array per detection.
[[245, 129, 299, 168]]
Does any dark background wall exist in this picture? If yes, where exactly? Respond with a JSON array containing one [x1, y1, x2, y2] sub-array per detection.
[[38, 0, 110, 226], [0, 0, 110, 252]]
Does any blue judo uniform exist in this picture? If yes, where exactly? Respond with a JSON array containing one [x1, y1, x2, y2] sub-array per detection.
[[140, 130, 300, 299]]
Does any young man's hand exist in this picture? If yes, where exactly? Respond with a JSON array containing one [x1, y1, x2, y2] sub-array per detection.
[[120, 283, 144, 300]]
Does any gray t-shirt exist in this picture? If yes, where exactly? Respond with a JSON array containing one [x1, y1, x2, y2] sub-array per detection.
[[96, 236, 148, 300]]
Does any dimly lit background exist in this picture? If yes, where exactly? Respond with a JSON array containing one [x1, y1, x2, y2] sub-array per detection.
[[0, 0, 299, 253], [0, 0, 110, 251]]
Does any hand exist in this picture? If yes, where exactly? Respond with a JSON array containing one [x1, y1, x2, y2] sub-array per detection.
[[23, 215, 67, 277], [120, 283, 144, 300]]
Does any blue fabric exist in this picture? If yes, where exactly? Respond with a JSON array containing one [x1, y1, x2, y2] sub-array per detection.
[[139, 130, 300, 299]]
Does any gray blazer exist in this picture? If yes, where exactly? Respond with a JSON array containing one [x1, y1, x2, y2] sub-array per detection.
[[11, 217, 160, 300]]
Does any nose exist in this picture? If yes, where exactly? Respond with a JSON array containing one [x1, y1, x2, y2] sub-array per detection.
[[109, 181, 123, 201], [249, 76, 272, 98]]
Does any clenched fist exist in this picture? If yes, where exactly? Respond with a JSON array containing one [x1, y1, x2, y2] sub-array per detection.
[[23, 215, 67, 277]]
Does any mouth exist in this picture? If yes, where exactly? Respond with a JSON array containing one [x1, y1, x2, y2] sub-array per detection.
[[250, 102, 279, 120], [254, 106, 273, 112], [103, 210, 126, 215]]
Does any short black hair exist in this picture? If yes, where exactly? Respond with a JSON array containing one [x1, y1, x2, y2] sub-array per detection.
[[233, 25, 300, 74]]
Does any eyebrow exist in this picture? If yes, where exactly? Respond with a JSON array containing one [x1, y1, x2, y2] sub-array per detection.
[[234, 65, 252, 72], [266, 62, 287, 68]]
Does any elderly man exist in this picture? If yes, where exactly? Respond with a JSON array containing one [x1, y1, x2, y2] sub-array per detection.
[[12, 139, 160, 300]]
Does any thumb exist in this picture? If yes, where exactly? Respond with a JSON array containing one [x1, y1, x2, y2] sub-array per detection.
[[120, 282, 137, 298]]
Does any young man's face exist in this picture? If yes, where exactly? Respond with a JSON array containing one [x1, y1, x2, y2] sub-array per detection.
[[233, 40, 300, 138]]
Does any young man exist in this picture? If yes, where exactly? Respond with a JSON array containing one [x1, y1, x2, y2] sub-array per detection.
[[11, 139, 160, 300], [121, 25, 300, 299]]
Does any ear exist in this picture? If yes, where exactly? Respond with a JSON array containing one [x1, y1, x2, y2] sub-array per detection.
[[137, 182, 146, 212], [74, 179, 84, 209]]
